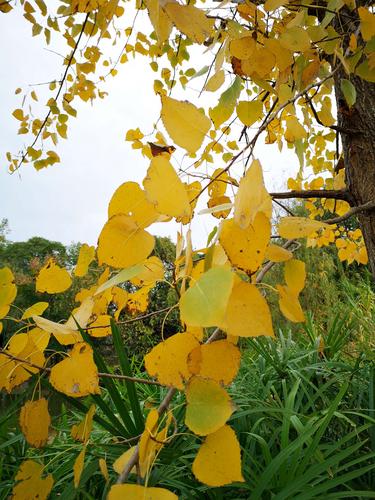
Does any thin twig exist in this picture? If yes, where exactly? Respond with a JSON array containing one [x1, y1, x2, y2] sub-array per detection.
[[191, 69, 339, 204], [86, 306, 175, 331], [98, 372, 162, 386], [269, 189, 351, 202], [325, 200, 375, 225], [116, 326, 222, 484], [256, 240, 297, 283], [12, 13, 90, 173], [0, 351, 162, 386], [272, 199, 295, 216]]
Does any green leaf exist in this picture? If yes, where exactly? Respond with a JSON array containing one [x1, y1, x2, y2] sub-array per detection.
[[75, 321, 138, 437], [110, 319, 144, 433], [209, 76, 242, 128], [179, 267, 234, 327], [340, 79, 357, 107]]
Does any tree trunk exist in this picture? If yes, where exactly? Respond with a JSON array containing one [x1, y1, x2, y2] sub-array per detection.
[[332, 7, 375, 280]]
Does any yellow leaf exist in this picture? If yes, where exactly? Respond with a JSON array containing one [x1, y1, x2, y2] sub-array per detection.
[[108, 484, 177, 500], [234, 159, 272, 228], [160, 94, 210, 154], [278, 217, 330, 239], [137, 409, 171, 478], [113, 446, 137, 474], [229, 36, 256, 60], [73, 446, 86, 488], [241, 47, 275, 79], [264, 0, 289, 10], [220, 213, 271, 274], [178, 180, 201, 225], [99, 458, 109, 481], [333, 169, 346, 190], [301, 58, 320, 88], [33, 316, 82, 345], [179, 267, 234, 328], [21, 302, 49, 320], [280, 26, 311, 52], [28, 327, 50, 351], [71, 404, 95, 443], [264, 38, 294, 72], [187, 340, 240, 385], [145, 0, 173, 43], [127, 285, 151, 314], [285, 259, 306, 295], [12, 108, 24, 121], [0, 336, 45, 392], [87, 314, 111, 337], [185, 376, 234, 435], [225, 279, 274, 338], [95, 264, 144, 295], [0, 1, 13, 12], [208, 168, 229, 198], [139, 409, 159, 477], [19, 398, 50, 448], [192, 425, 244, 486], [236, 100, 263, 127], [35, 259, 72, 294], [277, 285, 305, 322], [143, 156, 191, 219], [131, 256, 164, 287], [284, 115, 307, 143], [144, 333, 200, 389], [358, 7, 375, 41], [111, 287, 129, 320], [317, 97, 335, 126], [66, 296, 95, 330], [49, 342, 100, 397], [0, 267, 17, 319], [357, 245, 368, 265], [187, 326, 204, 342], [265, 244, 293, 262], [163, 2, 214, 44], [97, 214, 155, 269], [12, 460, 53, 500], [205, 70, 225, 92], [207, 195, 232, 219], [74, 244, 96, 277], [108, 182, 159, 228]]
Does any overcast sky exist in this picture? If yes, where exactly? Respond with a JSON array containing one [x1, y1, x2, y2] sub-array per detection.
[[1, 7, 299, 250]]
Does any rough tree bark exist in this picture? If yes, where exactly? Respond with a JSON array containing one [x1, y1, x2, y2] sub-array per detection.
[[332, 5, 375, 280]]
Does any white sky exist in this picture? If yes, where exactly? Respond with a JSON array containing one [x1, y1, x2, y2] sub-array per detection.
[[1, 6, 299, 250]]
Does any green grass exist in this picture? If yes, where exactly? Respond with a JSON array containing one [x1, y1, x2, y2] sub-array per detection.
[[1, 280, 374, 499]]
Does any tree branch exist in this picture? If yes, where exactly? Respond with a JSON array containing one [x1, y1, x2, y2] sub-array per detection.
[[116, 327, 222, 484], [1, 351, 162, 386], [11, 13, 90, 173], [325, 200, 375, 225], [256, 239, 297, 283], [191, 69, 339, 204], [85, 306, 175, 331], [269, 189, 352, 202]]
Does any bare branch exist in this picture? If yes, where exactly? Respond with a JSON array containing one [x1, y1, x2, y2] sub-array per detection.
[[270, 189, 352, 202], [86, 306, 175, 331], [325, 200, 375, 225], [11, 13, 90, 173], [256, 239, 297, 283], [116, 326, 223, 484], [1, 351, 162, 386], [191, 69, 339, 204]]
